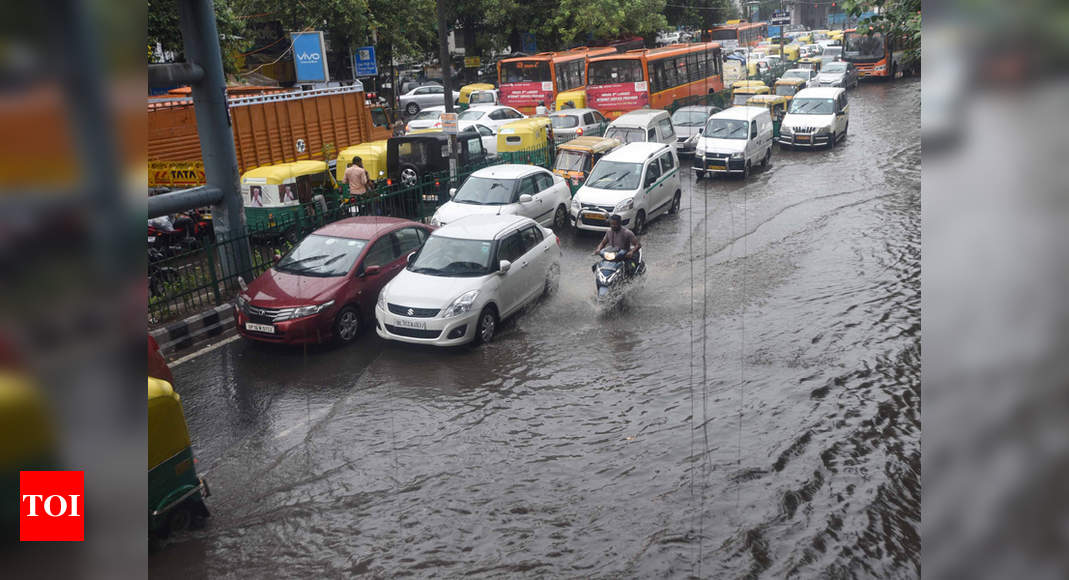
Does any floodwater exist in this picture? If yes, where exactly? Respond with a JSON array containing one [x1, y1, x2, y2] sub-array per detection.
[[151, 79, 920, 578]]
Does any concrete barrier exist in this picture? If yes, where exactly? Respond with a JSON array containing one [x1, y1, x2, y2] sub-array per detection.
[[150, 302, 236, 360]]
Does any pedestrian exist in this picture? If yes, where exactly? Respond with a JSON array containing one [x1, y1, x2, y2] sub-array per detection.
[[392, 120, 406, 137], [535, 101, 548, 116], [344, 156, 370, 197]]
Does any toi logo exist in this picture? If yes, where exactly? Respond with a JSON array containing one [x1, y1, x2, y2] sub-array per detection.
[[20, 471, 84, 542]]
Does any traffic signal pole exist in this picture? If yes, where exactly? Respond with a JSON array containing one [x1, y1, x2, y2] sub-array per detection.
[[436, 0, 458, 182]]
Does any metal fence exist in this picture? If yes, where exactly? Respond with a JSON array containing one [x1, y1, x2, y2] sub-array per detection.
[[147, 140, 558, 326]]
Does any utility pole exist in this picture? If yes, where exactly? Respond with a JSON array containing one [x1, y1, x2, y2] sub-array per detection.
[[436, 0, 458, 182]]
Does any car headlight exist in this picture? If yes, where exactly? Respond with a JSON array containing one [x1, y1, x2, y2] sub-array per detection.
[[442, 290, 479, 318], [430, 214, 441, 227], [614, 198, 634, 212], [287, 300, 335, 320], [236, 294, 249, 310], [730, 152, 744, 159], [781, 125, 794, 135], [817, 124, 834, 135], [377, 289, 386, 310], [571, 199, 581, 213]]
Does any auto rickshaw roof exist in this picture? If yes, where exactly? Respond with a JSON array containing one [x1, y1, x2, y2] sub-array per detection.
[[558, 136, 621, 153], [734, 86, 771, 94], [732, 80, 768, 89], [389, 132, 451, 145], [148, 377, 192, 470], [775, 77, 808, 86], [499, 118, 552, 133], [339, 140, 388, 157], [461, 83, 495, 93], [241, 160, 328, 183], [746, 95, 789, 105]]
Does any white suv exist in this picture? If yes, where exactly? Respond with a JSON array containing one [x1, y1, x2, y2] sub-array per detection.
[[375, 215, 561, 346], [432, 165, 572, 230], [779, 87, 849, 148], [570, 142, 681, 234]]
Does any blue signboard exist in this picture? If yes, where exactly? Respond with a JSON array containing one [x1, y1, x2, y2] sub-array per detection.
[[354, 46, 378, 77], [292, 32, 329, 82]]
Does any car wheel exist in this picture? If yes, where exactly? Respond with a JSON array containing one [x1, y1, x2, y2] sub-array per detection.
[[475, 306, 498, 344], [695, 170, 705, 180], [634, 210, 646, 234], [553, 204, 568, 230], [762, 147, 771, 168], [405, 102, 420, 116], [669, 190, 682, 215], [333, 306, 361, 344], [829, 132, 837, 148], [742, 161, 751, 179], [545, 263, 560, 295], [399, 164, 420, 187]]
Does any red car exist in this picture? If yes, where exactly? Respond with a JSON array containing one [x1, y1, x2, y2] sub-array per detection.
[[236, 217, 433, 345]]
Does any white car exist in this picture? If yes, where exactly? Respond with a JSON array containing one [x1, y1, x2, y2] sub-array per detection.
[[375, 214, 561, 346], [779, 87, 849, 148], [405, 105, 446, 132], [780, 67, 819, 88], [432, 164, 572, 230], [457, 105, 526, 132], [570, 142, 681, 234], [458, 121, 498, 154]]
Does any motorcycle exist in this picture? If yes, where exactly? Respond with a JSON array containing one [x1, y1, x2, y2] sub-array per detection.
[[592, 246, 645, 300]]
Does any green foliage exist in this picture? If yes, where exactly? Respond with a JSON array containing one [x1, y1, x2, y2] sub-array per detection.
[[842, 0, 921, 67], [148, 0, 250, 74]]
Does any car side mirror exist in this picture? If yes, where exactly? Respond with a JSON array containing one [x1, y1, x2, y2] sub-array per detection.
[[449, 187, 457, 198], [498, 260, 511, 274], [519, 194, 534, 203], [697, 127, 703, 134], [406, 251, 417, 264], [363, 265, 382, 276]]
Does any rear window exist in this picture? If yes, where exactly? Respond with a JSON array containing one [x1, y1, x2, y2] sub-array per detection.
[[588, 59, 645, 85], [551, 115, 580, 129], [604, 126, 647, 144]]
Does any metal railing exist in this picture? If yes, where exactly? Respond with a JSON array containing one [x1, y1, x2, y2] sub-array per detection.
[[147, 141, 558, 325]]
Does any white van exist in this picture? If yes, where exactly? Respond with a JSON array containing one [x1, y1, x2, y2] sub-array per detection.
[[779, 87, 848, 148], [694, 106, 773, 179], [570, 142, 681, 234], [604, 110, 678, 152]]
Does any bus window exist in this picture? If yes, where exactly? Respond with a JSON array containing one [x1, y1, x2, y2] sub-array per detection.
[[589, 59, 644, 85], [502, 61, 550, 83]]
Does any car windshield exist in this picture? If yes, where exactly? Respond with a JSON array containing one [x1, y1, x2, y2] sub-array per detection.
[[732, 93, 756, 105], [409, 236, 494, 277], [554, 150, 588, 172], [604, 126, 646, 144], [704, 118, 748, 139], [671, 109, 710, 126], [775, 85, 799, 96], [470, 93, 495, 104], [783, 70, 810, 80], [452, 175, 518, 205], [585, 160, 641, 190], [789, 97, 836, 114], [551, 115, 579, 129], [275, 234, 367, 277], [458, 109, 487, 120], [822, 63, 846, 73], [414, 110, 442, 121], [823, 47, 842, 57]]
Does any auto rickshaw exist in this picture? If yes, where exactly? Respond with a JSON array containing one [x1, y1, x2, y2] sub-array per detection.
[[241, 160, 334, 232], [148, 377, 210, 538], [773, 77, 807, 102], [458, 83, 495, 111], [780, 44, 801, 62], [336, 140, 389, 189], [0, 368, 57, 541], [745, 95, 789, 138], [468, 89, 499, 106], [553, 136, 621, 194], [555, 89, 587, 111], [386, 131, 489, 217], [497, 117, 554, 164], [731, 82, 771, 106], [798, 56, 823, 72]]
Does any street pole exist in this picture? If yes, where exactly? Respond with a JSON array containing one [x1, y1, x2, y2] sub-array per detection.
[[436, 0, 458, 183]]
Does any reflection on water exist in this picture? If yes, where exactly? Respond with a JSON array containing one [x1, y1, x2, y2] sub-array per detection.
[[152, 79, 921, 578]]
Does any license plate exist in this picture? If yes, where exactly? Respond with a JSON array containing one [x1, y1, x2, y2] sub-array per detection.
[[707, 161, 725, 169], [797, 135, 810, 142], [393, 318, 427, 330], [583, 212, 607, 222], [246, 322, 275, 334]]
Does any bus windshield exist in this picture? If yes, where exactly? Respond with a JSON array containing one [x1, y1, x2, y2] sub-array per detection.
[[844, 32, 886, 60], [709, 28, 738, 42], [501, 60, 550, 84], [588, 59, 645, 85]]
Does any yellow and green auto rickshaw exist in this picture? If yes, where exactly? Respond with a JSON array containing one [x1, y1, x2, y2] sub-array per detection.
[[553, 136, 621, 194], [148, 377, 209, 538], [497, 117, 554, 164], [458, 83, 496, 111], [773, 77, 808, 102], [781, 44, 801, 62], [746, 94, 789, 138], [336, 141, 389, 190], [241, 160, 334, 232], [731, 82, 771, 106], [555, 89, 587, 111], [798, 56, 823, 73], [0, 369, 57, 541]]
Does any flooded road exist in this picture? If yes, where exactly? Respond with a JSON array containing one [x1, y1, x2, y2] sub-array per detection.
[[151, 79, 920, 578]]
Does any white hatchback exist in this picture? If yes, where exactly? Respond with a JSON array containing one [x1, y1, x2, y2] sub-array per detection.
[[432, 164, 572, 231], [570, 142, 681, 234], [375, 215, 561, 346]]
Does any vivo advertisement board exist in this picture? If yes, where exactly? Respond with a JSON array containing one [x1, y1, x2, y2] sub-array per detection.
[[292, 32, 329, 82]]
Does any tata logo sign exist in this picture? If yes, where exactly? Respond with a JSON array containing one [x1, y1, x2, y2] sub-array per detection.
[[20, 471, 84, 541]]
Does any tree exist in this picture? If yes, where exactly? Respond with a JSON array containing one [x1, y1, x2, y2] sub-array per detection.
[[842, 0, 921, 68], [148, 0, 250, 74]]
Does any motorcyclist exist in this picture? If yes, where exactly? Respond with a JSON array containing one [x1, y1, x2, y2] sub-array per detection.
[[593, 214, 641, 275]]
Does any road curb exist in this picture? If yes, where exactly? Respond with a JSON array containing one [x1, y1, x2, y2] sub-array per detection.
[[151, 303, 237, 361]]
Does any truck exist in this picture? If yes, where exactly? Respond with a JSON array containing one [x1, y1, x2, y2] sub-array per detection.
[[148, 85, 394, 188]]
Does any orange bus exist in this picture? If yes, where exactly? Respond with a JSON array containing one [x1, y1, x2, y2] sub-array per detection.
[[842, 27, 906, 79], [497, 47, 617, 115], [706, 22, 768, 50], [585, 43, 724, 120]]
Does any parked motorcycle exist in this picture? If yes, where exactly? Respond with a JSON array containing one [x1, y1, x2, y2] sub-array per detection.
[[592, 246, 645, 300]]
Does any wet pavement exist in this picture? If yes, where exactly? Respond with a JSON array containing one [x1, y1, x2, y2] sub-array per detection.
[[150, 79, 920, 578]]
